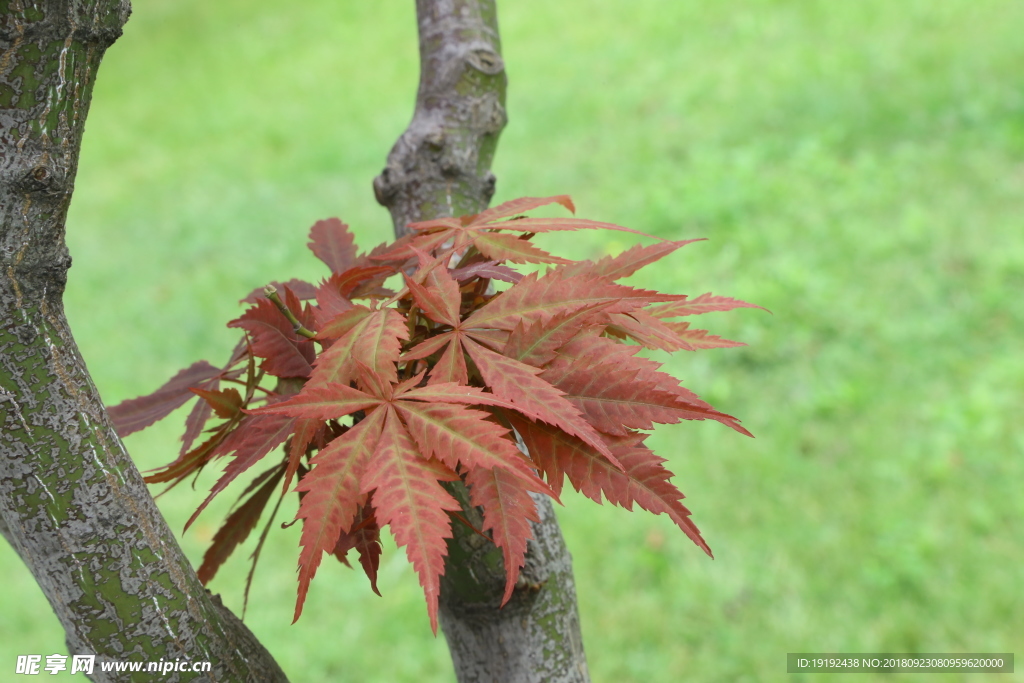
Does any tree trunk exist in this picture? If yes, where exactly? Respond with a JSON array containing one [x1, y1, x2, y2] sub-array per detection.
[[0, 3, 287, 680], [374, 2, 590, 681]]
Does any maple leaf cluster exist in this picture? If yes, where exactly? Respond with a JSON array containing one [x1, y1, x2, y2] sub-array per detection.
[[108, 195, 761, 633]]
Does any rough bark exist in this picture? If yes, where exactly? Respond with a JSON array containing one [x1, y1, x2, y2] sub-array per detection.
[[440, 488, 589, 683], [373, 0, 506, 239], [0, 2, 288, 681], [374, 2, 590, 681]]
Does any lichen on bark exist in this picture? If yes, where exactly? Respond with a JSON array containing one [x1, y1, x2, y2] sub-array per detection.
[[1, 2, 287, 680]]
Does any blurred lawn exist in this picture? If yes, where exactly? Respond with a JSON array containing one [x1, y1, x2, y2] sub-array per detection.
[[3, 0, 1023, 681]]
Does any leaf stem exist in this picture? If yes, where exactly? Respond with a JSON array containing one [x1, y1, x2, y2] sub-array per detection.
[[221, 377, 273, 395], [263, 285, 316, 339]]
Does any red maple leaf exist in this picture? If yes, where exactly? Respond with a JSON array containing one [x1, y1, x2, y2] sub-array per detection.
[[308, 217, 358, 274], [197, 464, 284, 585], [465, 464, 541, 605], [107, 360, 221, 437], [124, 195, 761, 634], [332, 496, 383, 596], [228, 296, 315, 378], [647, 292, 768, 318]]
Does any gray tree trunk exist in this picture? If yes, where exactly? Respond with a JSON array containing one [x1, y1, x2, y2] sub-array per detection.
[[0, 2, 287, 680], [374, 2, 590, 681]]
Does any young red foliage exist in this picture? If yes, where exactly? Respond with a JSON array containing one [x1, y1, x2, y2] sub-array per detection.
[[332, 497, 383, 596], [647, 292, 769, 318], [228, 295, 314, 378], [197, 465, 284, 584], [308, 218, 358, 274], [191, 386, 243, 419], [109, 195, 760, 633], [291, 407, 384, 621], [108, 360, 221, 437], [466, 464, 542, 605], [362, 409, 462, 633]]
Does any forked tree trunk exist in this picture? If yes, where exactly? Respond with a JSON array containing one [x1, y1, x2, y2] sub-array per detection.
[[0, 2, 287, 680], [374, 2, 590, 681]]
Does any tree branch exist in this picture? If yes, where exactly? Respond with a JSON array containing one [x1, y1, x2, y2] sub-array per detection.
[[374, 0, 507, 238], [0, 511, 18, 559], [375, 2, 590, 680], [1, 3, 287, 679]]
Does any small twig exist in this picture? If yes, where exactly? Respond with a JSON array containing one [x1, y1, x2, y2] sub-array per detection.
[[264, 285, 316, 339]]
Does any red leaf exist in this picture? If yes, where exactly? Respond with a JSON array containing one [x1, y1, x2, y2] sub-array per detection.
[[293, 407, 385, 621], [353, 360, 392, 399], [393, 370, 428, 396], [502, 302, 613, 367], [462, 270, 681, 332], [465, 465, 541, 605], [368, 230, 451, 262], [179, 392, 214, 456], [313, 278, 355, 330], [480, 216, 661, 240], [185, 414, 296, 531], [284, 417, 323, 494], [179, 347, 247, 456], [240, 279, 317, 304], [463, 327, 509, 351], [450, 261, 523, 284], [402, 197, 661, 268], [553, 240, 703, 281], [540, 355, 700, 435], [397, 381, 524, 410], [607, 310, 695, 352], [540, 332, 748, 436], [308, 218, 358, 274], [403, 331, 455, 362], [465, 195, 576, 225], [406, 216, 461, 232], [647, 292, 767, 318], [405, 273, 459, 327], [360, 408, 461, 634], [598, 433, 710, 554], [190, 387, 243, 419], [510, 416, 711, 555], [463, 337, 620, 467], [394, 398, 550, 493], [427, 336, 468, 385], [249, 382, 381, 421], [409, 256, 463, 324], [329, 265, 395, 298], [394, 385, 568, 484], [664, 321, 747, 349], [313, 309, 407, 385], [228, 299, 314, 378], [332, 497, 383, 596], [315, 305, 372, 341], [143, 426, 230, 485], [354, 309, 409, 385], [141, 197, 758, 637], [197, 465, 284, 584], [503, 412, 565, 496], [107, 360, 221, 437], [470, 231, 573, 265]]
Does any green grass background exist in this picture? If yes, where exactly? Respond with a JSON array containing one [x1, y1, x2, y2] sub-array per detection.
[[2, 1, 1022, 681]]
